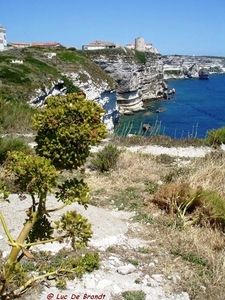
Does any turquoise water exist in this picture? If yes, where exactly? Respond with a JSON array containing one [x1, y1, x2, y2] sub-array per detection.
[[115, 73, 225, 139]]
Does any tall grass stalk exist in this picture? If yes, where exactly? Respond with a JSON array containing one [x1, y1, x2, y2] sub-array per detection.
[[115, 118, 164, 138], [0, 99, 36, 134]]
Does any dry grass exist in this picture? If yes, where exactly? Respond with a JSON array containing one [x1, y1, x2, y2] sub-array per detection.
[[155, 225, 225, 300], [86, 150, 167, 205], [84, 147, 225, 300], [185, 151, 225, 198]]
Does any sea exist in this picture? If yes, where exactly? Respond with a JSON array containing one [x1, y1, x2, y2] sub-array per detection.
[[115, 73, 225, 139]]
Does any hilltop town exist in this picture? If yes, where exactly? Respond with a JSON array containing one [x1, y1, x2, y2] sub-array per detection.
[[0, 24, 158, 53]]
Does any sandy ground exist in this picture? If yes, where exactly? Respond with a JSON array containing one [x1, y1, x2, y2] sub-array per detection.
[[0, 195, 128, 256]]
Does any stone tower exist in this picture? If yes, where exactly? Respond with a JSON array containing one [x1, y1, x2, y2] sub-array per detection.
[[135, 37, 145, 51], [0, 25, 7, 51]]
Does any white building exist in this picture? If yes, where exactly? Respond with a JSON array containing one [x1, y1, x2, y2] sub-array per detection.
[[8, 42, 30, 48], [0, 25, 7, 51], [82, 40, 116, 50]]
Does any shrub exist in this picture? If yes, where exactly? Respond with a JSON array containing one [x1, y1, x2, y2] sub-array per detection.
[[61, 75, 81, 94], [90, 143, 122, 172], [206, 126, 225, 148], [149, 182, 203, 215], [122, 290, 146, 300], [33, 92, 107, 170], [135, 50, 146, 64], [0, 137, 32, 165], [147, 182, 225, 230]]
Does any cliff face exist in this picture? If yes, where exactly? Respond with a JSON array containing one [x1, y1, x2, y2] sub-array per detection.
[[66, 71, 119, 131], [88, 51, 225, 113], [29, 71, 119, 132], [86, 49, 167, 112]]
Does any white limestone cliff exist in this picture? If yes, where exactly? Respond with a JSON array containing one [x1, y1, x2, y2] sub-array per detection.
[[29, 73, 119, 132], [92, 52, 167, 113]]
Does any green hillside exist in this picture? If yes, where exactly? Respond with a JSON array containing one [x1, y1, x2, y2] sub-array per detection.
[[0, 46, 115, 133]]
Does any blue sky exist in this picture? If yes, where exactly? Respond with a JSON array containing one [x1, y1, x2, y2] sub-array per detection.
[[1, 0, 224, 56]]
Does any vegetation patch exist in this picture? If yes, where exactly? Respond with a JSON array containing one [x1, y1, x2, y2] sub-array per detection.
[[206, 126, 225, 148], [135, 51, 147, 64], [146, 182, 225, 230], [0, 137, 33, 165], [122, 290, 146, 300], [0, 98, 37, 133], [90, 144, 122, 172], [0, 66, 31, 85], [110, 186, 144, 211], [57, 50, 86, 64]]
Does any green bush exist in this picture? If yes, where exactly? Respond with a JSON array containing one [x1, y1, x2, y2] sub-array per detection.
[[61, 75, 81, 93], [122, 290, 146, 300], [90, 143, 122, 172], [135, 51, 146, 64], [0, 137, 32, 165], [33, 93, 107, 170], [206, 126, 225, 148]]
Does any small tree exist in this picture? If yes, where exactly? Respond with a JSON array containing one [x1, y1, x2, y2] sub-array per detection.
[[0, 92, 107, 298]]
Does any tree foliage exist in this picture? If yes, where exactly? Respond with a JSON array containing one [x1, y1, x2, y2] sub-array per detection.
[[33, 92, 107, 170]]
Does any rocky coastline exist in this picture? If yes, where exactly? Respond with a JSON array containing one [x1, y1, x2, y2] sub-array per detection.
[[2, 47, 224, 131]]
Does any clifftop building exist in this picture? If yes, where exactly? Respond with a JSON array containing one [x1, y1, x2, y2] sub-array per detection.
[[0, 25, 7, 51], [82, 40, 116, 50], [127, 37, 159, 54]]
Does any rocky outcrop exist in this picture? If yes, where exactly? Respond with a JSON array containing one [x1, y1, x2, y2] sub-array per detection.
[[29, 79, 67, 107], [90, 51, 167, 113], [162, 55, 225, 79]]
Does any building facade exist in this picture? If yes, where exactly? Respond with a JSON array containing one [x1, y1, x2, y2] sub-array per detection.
[[0, 25, 7, 51]]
